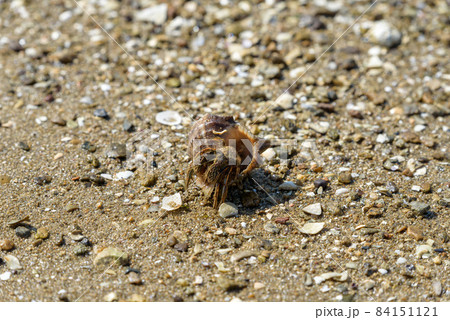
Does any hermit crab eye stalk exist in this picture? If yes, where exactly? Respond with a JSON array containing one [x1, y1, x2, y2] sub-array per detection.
[[186, 114, 269, 209]]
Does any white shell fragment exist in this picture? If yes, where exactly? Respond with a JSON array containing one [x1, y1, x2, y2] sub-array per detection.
[[0, 272, 11, 281], [416, 245, 432, 258], [214, 262, 230, 272], [302, 203, 322, 216], [156, 110, 182, 126], [4, 255, 22, 271], [298, 222, 325, 235], [115, 171, 134, 180], [320, 271, 348, 282], [161, 193, 182, 211]]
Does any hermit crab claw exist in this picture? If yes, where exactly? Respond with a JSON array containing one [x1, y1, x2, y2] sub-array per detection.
[[240, 138, 270, 176]]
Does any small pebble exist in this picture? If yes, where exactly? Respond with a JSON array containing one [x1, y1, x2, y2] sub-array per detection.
[[254, 282, 265, 290], [278, 181, 299, 191], [410, 201, 430, 215], [15, 226, 31, 238], [167, 236, 178, 247], [34, 175, 52, 185], [66, 203, 79, 212], [362, 280, 376, 291], [18, 141, 30, 151], [421, 182, 432, 193], [432, 281, 442, 296], [51, 116, 66, 126], [0, 239, 15, 251], [123, 120, 135, 132], [193, 276, 203, 286], [174, 242, 188, 252], [230, 250, 258, 262], [218, 202, 238, 218], [73, 243, 90, 256], [81, 141, 97, 153], [0, 175, 11, 184], [432, 256, 442, 265], [103, 292, 118, 302], [129, 294, 146, 302], [264, 223, 280, 234], [338, 172, 352, 184], [35, 227, 49, 240], [302, 203, 322, 216], [128, 272, 142, 285], [407, 226, 424, 241], [93, 108, 109, 119], [314, 179, 329, 190], [0, 272, 11, 281], [298, 222, 324, 235], [94, 247, 129, 267], [141, 174, 157, 187], [346, 262, 357, 269], [106, 143, 127, 159], [367, 20, 402, 48], [335, 188, 349, 196], [304, 274, 313, 286], [216, 277, 246, 292], [378, 269, 388, 275], [386, 181, 399, 193]]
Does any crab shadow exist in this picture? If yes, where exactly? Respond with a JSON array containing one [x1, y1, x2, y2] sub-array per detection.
[[224, 168, 296, 216]]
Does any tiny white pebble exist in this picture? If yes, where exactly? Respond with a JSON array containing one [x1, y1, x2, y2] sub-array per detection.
[[320, 285, 330, 292], [414, 124, 426, 132], [397, 257, 407, 264]]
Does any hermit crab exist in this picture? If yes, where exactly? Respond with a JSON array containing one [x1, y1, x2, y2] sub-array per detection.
[[186, 114, 269, 208]]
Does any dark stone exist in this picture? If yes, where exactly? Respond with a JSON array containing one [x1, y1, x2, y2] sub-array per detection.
[[81, 141, 97, 153], [15, 226, 31, 238], [18, 141, 30, 151], [410, 201, 430, 214], [314, 179, 330, 190], [327, 90, 338, 101], [106, 143, 127, 159], [9, 41, 24, 52], [34, 175, 52, 185], [89, 175, 105, 185], [123, 120, 135, 132], [341, 58, 358, 70], [93, 108, 109, 119]]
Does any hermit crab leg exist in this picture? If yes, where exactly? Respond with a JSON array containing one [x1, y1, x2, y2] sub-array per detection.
[[219, 167, 234, 206], [213, 183, 221, 208], [185, 167, 194, 189]]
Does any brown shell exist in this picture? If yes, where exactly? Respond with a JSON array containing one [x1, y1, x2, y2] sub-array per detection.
[[188, 114, 267, 169]]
